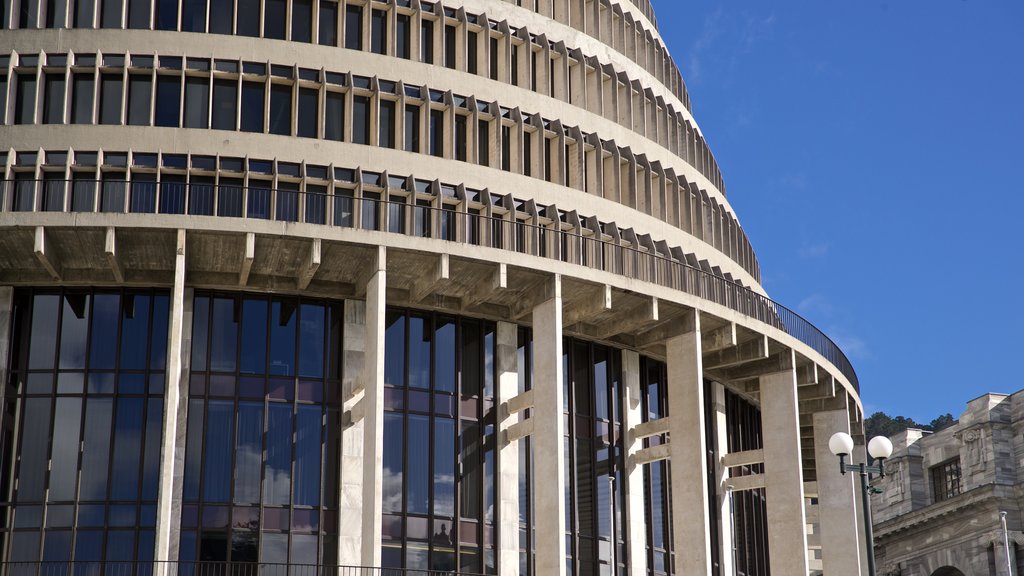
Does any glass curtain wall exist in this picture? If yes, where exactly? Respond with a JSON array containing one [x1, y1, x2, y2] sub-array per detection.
[[381, 309, 497, 573], [0, 289, 169, 564], [563, 338, 626, 576], [725, 389, 769, 576], [179, 293, 343, 566], [640, 357, 672, 576]]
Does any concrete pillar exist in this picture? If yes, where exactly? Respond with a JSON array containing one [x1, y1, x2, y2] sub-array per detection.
[[496, 321, 521, 576], [711, 382, 735, 576], [760, 357, 810, 575], [532, 275, 566, 576], [666, 314, 712, 576], [338, 298, 367, 565], [0, 287, 13, 436], [813, 406, 863, 576], [360, 246, 387, 566], [621, 350, 647, 576], [155, 230, 189, 565]]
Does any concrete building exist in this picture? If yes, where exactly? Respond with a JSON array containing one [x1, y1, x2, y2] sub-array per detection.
[[873, 393, 1024, 576], [0, 1, 866, 574]]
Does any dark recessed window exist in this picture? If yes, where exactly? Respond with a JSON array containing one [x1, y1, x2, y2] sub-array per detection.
[[454, 115, 467, 162], [352, 95, 370, 145], [932, 458, 962, 503], [379, 99, 395, 149], [404, 104, 419, 153], [429, 109, 443, 157], [421, 19, 434, 64], [155, 0, 176, 30], [324, 91, 344, 141], [127, 74, 152, 126], [154, 75, 181, 127], [42, 73, 65, 124], [297, 87, 318, 138], [184, 76, 210, 128], [100, 0, 122, 28], [264, 0, 286, 39], [318, 0, 338, 45], [467, 30, 478, 74], [209, 0, 232, 34], [99, 73, 122, 125], [127, 0, 150, 28], [74, 0, 94, 27], [14, 73, 37, 125], [71, 74, 94, 124], [396, 14, 410, 59], [478, 119, 489, 167], [212, 78, 237, 131], [444, 24, 456, 69], [181, 0, 206, 32], [292, 0, 312, 42], [240, 80, 264, 133], [370, 8, 387, 54], [268, 83, 291, 136], [236, 0, 259, 37], [345, 5, 362, 50]]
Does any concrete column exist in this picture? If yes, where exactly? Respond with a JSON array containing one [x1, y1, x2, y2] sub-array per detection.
[[496, 321, 521, 576], [760, 357, 810, 575], [666, 314, 712, 576], [711, 382, 734, 576], [338, 299, 367, 565], [0, 287, 13, 435], [621, 350, 647, 576], [155, 230, 189, 565], [813, 406, 863, 576], [360, 246, 387, 566], [532, 275, 566, 576], [853, 442, 870, 572]]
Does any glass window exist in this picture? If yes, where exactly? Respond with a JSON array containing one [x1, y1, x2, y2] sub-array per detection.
[[240, 80, 264, 133], [100, 0, 121, 28], [19, 0, 39, 27], [384, 311, 405, 387], [467, 31, 478, 75], [240, 299, 267, 374], [155, 0, 176, 29], [429, 109, 443, 157], [154, 75, 180, 127], [236, 0, 258, 36], [184, 76, 209, 128], [181, 0, 205, 31], [370, 8, 386, 54], [0, 74, 8, 124], [269, 299, 297, 376], [99, 73, 122, 125], [217, 177, 243, 217], [421, 19, 433, 64], [209, 0, 232, 34], [318, 0, 337, 46], [74, 0, 94, 27], [352, 95, 370, 145], [263, 0, 285, 39], [210, 297, 238, 372], [276, 181, 299, 222], [344, 4, 361, 50], [268, 83, 291, 135], [42, 73, 65, 124], [71, 73, 94, 124], [291, 0, 311, 42], [379, 99, 395, 149], [127, 0, 149, 28], [212, 78, 237, 130], [127, 73, 151, 125], [454, 115, 467, 162], [15, 73, 37, 124], [444, 24, 456, 69], [396, 13, 410, 59], [324, 91, 344, 141], [297, 86, 317, 137], [404, 104, 419, 153]]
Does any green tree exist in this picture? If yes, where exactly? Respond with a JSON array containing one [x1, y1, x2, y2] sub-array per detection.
[[864, 410, 958, 439]]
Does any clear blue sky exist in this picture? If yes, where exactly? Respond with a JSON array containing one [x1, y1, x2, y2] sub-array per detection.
[[651, 1, 1024, 422]]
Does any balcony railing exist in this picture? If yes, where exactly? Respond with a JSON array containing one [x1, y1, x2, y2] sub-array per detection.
[[0, 178, 858, 392], [0, 562, 488, 576]]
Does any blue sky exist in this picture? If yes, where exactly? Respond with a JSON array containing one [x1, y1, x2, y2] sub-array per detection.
[[650, 1, 1024, 422]]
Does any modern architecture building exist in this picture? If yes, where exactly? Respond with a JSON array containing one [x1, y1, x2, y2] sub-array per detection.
[[872, 392, 1024, 576], [0, 0, 867, 574]]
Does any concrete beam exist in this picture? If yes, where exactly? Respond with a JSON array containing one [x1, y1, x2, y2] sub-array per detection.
[[798, 377, 836, 402], [701, 322, 737, 353], [703, 334, 768, 370], [630, 417, 670, 441], [721, 449, 764, 469], [631, 442, 671, 466], [712, 349, 795, 382], [297, 238, 322, 290], [510, 275, 562, 320], [104, 227, 124, 283], [725, 473, 766, 492], [34, 226, 62, 281], [461, 262, 508, 310], [597, 296, 659, 339], [562, 283, 612, 326], [503, 389, 535, 417], [239, 232, 255, 286], [503, 419, 534, 445], [409, 253, 451, 302]]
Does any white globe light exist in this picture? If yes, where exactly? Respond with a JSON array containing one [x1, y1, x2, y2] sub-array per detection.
[[828, 432, 854, 457], [868, 436, 894, 460]]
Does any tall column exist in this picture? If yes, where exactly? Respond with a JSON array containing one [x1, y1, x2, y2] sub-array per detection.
[[0, 287, 13, 436], [814, 405, 863, 576], [496, 321, 521, 576], [360, 246, 387, 566], [712, 382, 734, 576], [621, 350, 647, 576], [155, 230, 189, 565], [760, 355, 810, 575], [338, 298, 367, 565], [532, 275, 566, 576], [665, 312, 712, 576]]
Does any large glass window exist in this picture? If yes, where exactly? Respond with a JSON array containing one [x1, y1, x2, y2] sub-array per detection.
[[324, 91, 344, 141], [99, 73, 122, 125], [382, 310, 497, 572], [209, 0, 232, 34], [291, 0, 311, 42], [236, 0, 259, 37], [404, 104, 419, 153], [155, 0, 176, 30], [264, 0, 286, 39], [297, 87, 318, 138], [14, 73, 36, 125], [725, 389, 769, 576], [154, 75, 181, 127], [212, 78, 237, 130], [184, 76, 210, 128], [181, 0, 206, 32], [74, 0, 94, 27], [127, 73, 152, 126], [318, 0, 337, 46], [396, 14, 410, 59], [240, 80, 264, 133], [352, 95, 370, 145], [370, 8, 387, 54], [0, 289, 169, 564], [127, 0, 149, 28], [269, 83, 292, 136], [379, 99, 395, 149], [344, 5, 362, 50], [42, 73, 65, 124], [100, 0, 121, 28], [180, 294, 342, 565], [71, 73, 94, 124]]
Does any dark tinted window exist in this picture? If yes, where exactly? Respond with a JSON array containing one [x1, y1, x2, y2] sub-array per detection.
[[155, 0, 176, 29], [379, 99, 395, 149], [154, 75, 180, 127], [297, 87, 317, 138], [396, 14, 410, 59], [318, 0, 337, 45], [240, 81, 264, 133], [15, 74, 36, 124], [344, 5, 362, 49], [99, 73, 122, 124], [127, 0, 150, 28], [352, 95, 370, 144], [212, 78, 237, 130], [209, 0, 232, 33], [181, 0, 206, 31], [264, 0, 285, 39], [370, 9, 386, 54], [291, 0, 312, 42], [184, 77, 209, 128], [43, 73, 65, 124], [127, 74, 151, 126], [324, 91, 344, 141], [100, 0, 121, 28], [268, 83, 291, 135], [236, 0, 259, 36], [71, 75, 95, 124], [404, 104, 419, 152]]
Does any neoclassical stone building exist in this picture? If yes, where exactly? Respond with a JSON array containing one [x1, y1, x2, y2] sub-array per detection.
[[0, 0, 867, 574], [873, 392, 1024, 576]]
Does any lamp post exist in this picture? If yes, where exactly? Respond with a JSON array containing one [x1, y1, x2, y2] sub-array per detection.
[[828, 432, 894, 576]]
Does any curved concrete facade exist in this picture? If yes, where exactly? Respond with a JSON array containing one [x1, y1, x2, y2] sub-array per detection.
[[0, 2, 865, 575]]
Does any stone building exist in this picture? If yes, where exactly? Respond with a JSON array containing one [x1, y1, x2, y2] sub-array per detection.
[[873, 392, 1024, 576], [0, 0, 867, 574]]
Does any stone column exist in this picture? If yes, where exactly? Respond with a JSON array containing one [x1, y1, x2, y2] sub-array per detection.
[[665, 313, 712, 576], [813, 406, 863, 576], [532, 275, 566, 576], [338, 298, 367, 565], [360, 246, 387, 566], [760, 356, 810, 575], [155, 230, 190, 566], [711, 382, 734, 576], [496, 321, 521, 576], [621, 350, 647, 576]]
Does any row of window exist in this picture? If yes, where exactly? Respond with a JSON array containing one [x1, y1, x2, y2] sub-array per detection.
[[0, 0, 688, 114]]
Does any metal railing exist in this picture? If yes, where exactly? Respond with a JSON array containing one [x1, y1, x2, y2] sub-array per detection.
[[0, 562, 489, 576], [0, 178, 857, 392]]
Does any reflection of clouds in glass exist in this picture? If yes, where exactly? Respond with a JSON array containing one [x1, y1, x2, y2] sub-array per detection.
[[263, 465, 291, 505], [433, 472, 455, 517], [383, 464, 404, 513], [233, 444, 262, 502]]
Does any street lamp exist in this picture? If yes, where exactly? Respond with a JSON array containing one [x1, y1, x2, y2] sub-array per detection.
[[828, 432, 893, 576]]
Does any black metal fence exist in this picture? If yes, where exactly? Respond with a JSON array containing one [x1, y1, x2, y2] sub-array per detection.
[[0, 562, 488, 576], [0, 178, 857, 392]]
